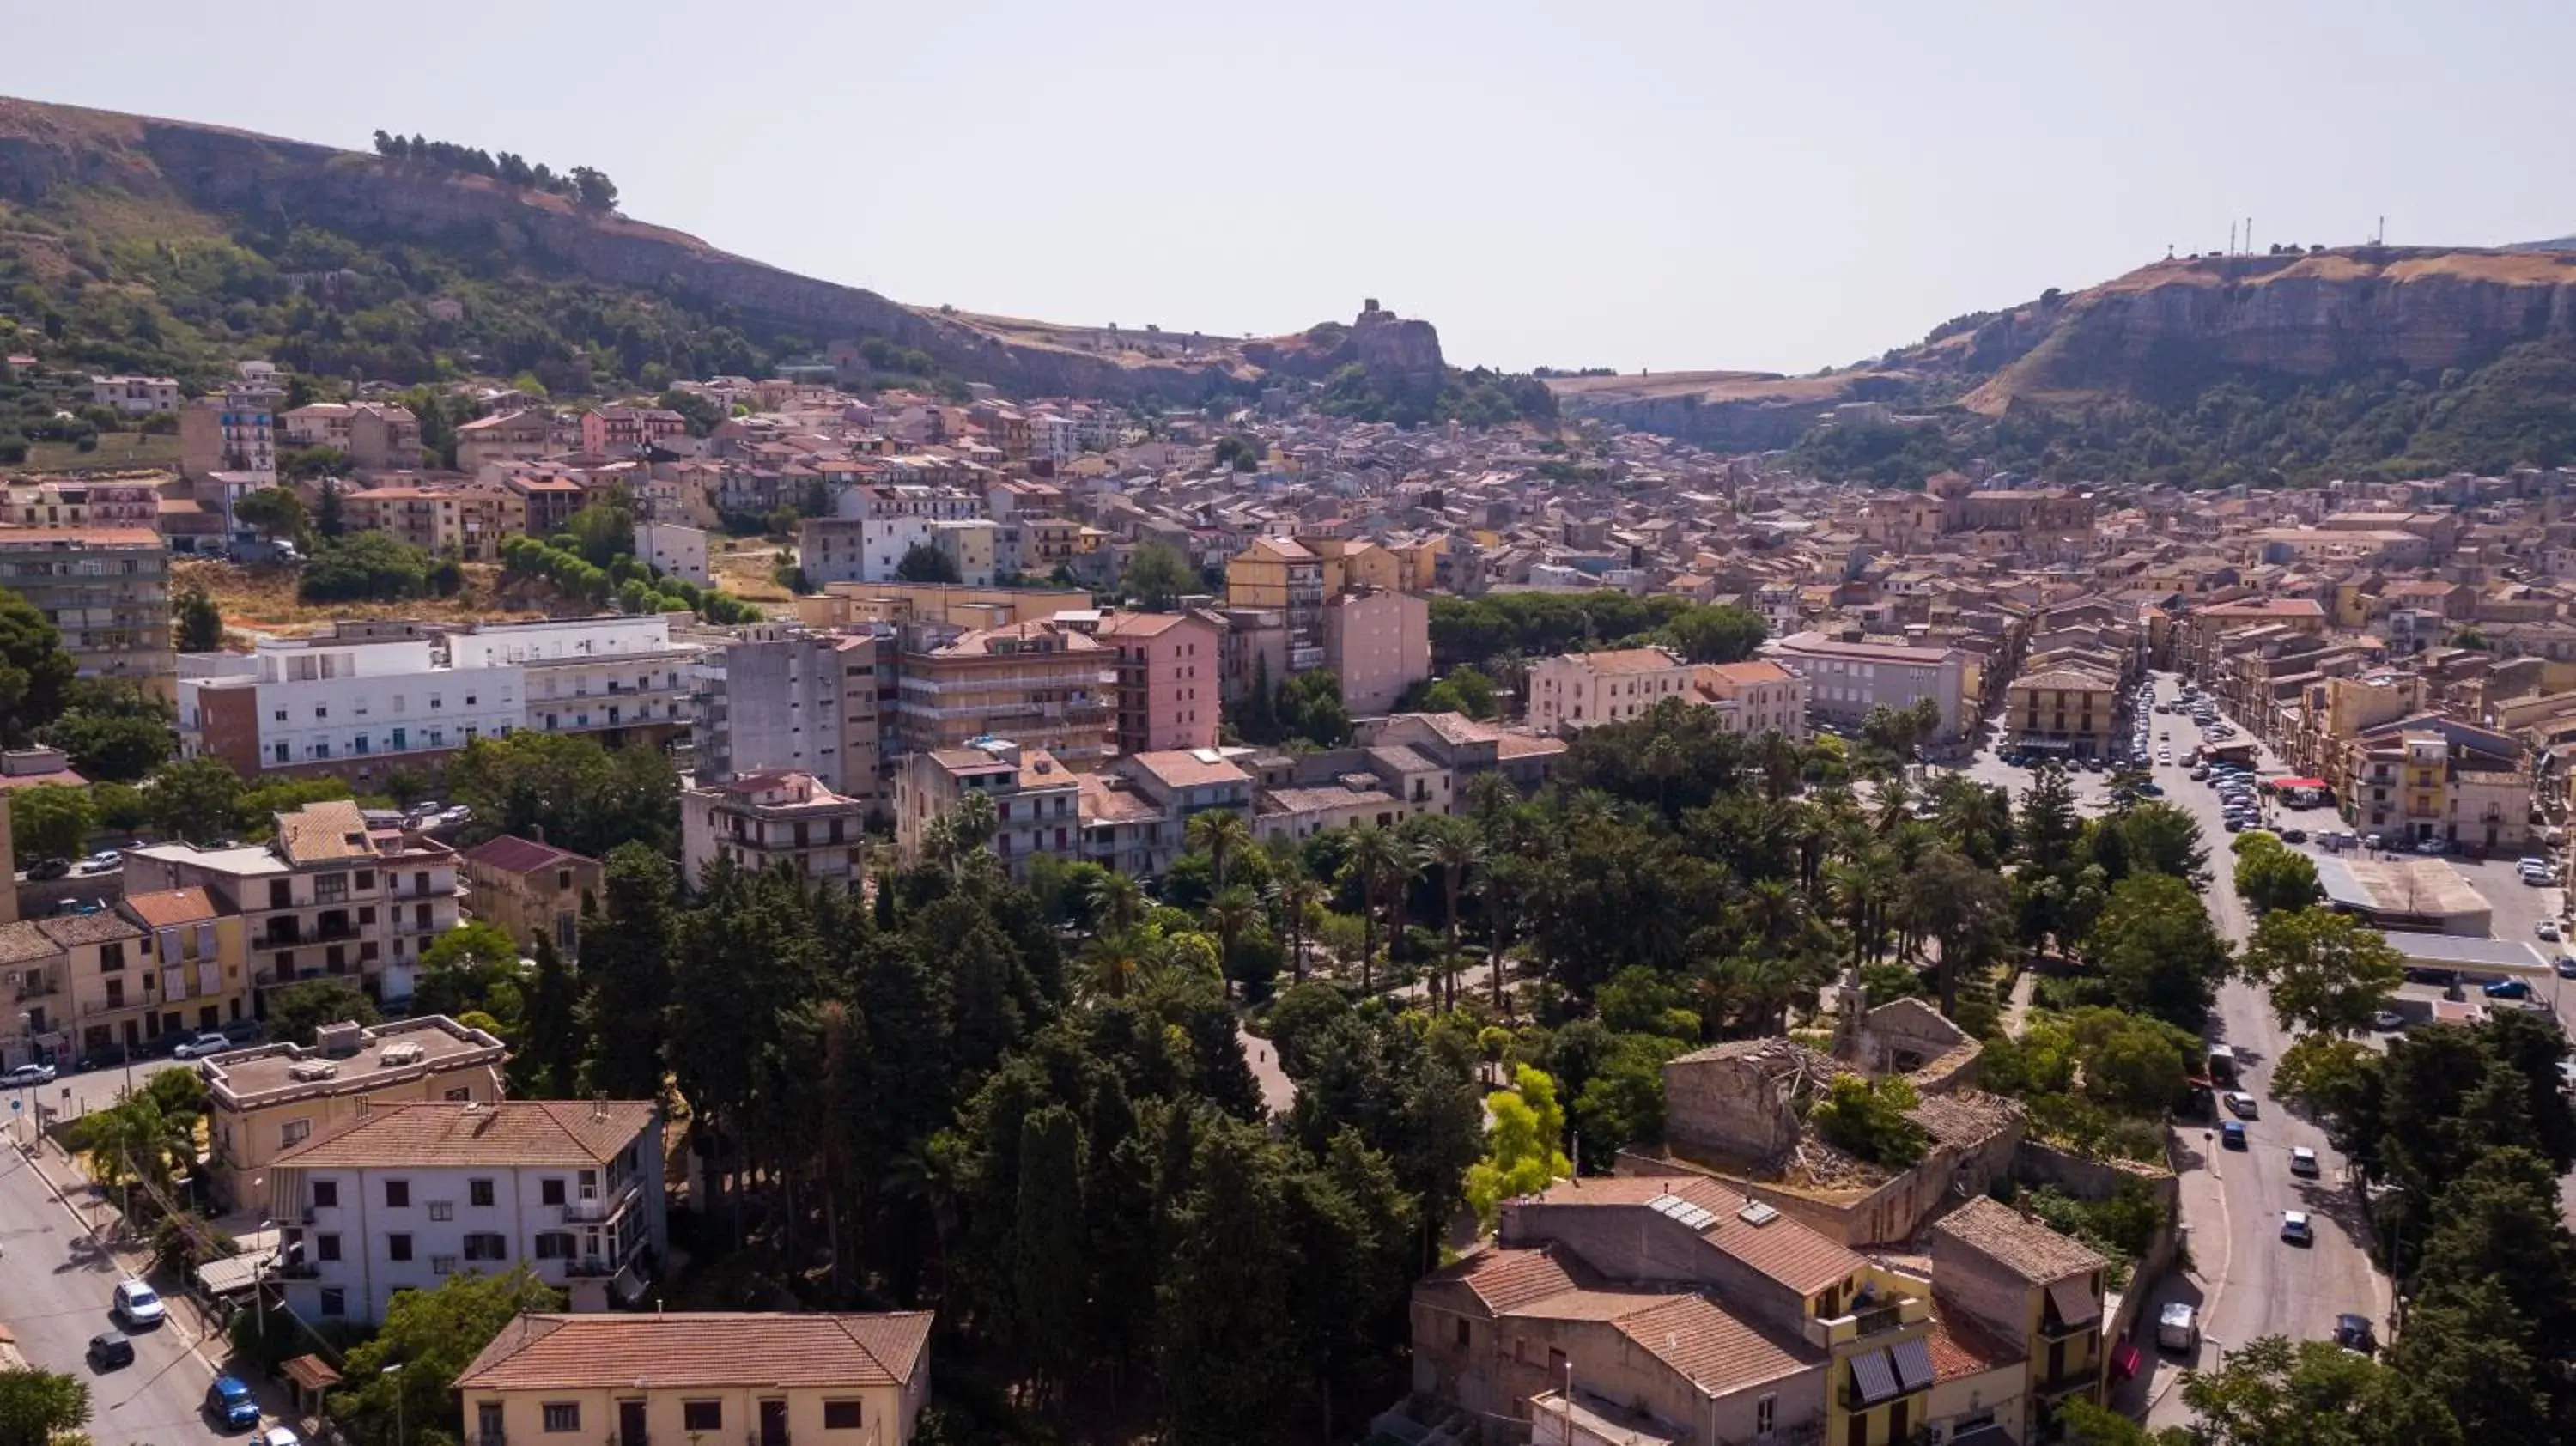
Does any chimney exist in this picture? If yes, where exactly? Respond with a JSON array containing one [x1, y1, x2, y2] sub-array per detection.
[[592, 1091, 608, 1122], [527, 823, 545, 844]]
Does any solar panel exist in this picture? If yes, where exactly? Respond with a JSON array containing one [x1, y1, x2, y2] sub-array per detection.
[[1891, 1335, 1935, 1393], [1645, 1194, 1717, 1230], [1738, 1200, 1781, 1227], [1850, 1349, 1900, 1406]]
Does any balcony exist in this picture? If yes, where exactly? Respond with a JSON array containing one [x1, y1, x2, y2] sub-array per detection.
[[562, 1180, 637, 1223], [2033, 1362, 2102, 1399], [564, 1256, 618, 1279]]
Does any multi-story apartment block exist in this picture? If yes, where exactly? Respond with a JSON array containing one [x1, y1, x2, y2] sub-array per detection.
[[282, 403, 424, 471], [179, 623, 524, 782], [1322, 587, 1433, 714], [198, 1015, 509, 1211], [268, 1098, 667, 1323], [67, 886, 252, 1056], [4, 477, 162, 530], [578, 405, 689, 455], [634, 520, 708, 585], [693, 626, 886, 803], [179, 386, 279, 483], [680, 772, 868, 888], [0, 527, 176, 701], [449, 616, 699, 749], [459, 835, 601, 959], [2004, 665, 2122, 760], [500, 471, 587, 535], [1690, 659, 1814, 740], [1527, 647, 1696, 732], [89, 374, 181, 416], [1225, 536, 1327, 670], [125, 799, 464, 1012], [1091, 611, 1222, 755], [894, 741, 1081, 881], [457, 411, 562, 473], [2343, 717, 2530, 851], [894, 619, 1115, 768], [1770, 633, 1970, 744], [1928, 1197, 2111, 1439], [455, 1310, 936, 1446]]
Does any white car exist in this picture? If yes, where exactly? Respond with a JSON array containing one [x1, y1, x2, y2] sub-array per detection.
[[261, 1428, 303, 1446], [2223, 1091, 2259, 1119], [2281, 1210, 2313, 1245], [2538, 920, 2562, 943], [111, 1279, 166, 1328], [2290, 1146, 2319, 1177], [172, 1032, 234, 1060], [2157, 1301, 2200, 1352]]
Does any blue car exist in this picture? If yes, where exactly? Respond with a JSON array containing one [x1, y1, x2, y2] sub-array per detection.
[[2220, 1120, 2248, 1150], [205, 1376, 259, 1431], [2484, 979, 2534, 1001]]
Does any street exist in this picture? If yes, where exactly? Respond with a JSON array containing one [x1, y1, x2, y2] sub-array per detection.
[[0, 1143, 225, 1446], [4, 1056, 184, 1140]]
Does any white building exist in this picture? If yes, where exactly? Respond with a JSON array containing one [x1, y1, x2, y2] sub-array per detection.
[[449, 616, 700, 744], [267, 1099, 667, 1324], [89, 374, 181, 416], [177, 625, 525, 777], [680, 771, 867, 888], [1030, 412, 1081, 464], [634, 521, 709, 586], [1526, 647, 1697, 732]]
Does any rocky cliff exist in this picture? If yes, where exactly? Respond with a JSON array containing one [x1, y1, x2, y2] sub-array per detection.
[[0, 96, 1252, 402]]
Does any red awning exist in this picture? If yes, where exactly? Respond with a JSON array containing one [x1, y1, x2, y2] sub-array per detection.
[[2275, 777, 2329, 789], [2111, 1340, 2143, 1380]]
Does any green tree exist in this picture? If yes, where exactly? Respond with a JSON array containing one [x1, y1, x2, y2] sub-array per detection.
[[2269, 1034, 2384, 1145], [42, 686, 174, 782], [1462, 1064, 1572, 1225], [2238, 908, 2403, 1036], [2101, 799, 2210, 885], [2174, 1334, 2388, 1446], [513, 933, 580, 1098], [231, 485, 309, 543], [337, 1267, 565, 1446], [2233, 832, 2323, 914], [0, 590, 78, 747], [2086, 871, 2233, 1029], [266, 979, 381, 1047], [414, 920, 525, 1020], [299, 532, 434, 603], [146, 756, 245, 843], [894, 542, 962, 584], [7, 783, 94, 866], [579, 843, 679, 1099], [1659, 603, 1766, 664], [444, 732, 678, 859], [0, 1368, 91, 1446], [1808, 1073, 1929, 1166], [173, 585, 224, 652], [561, 501, 635, 567], [1117, 541, 1195, 611]]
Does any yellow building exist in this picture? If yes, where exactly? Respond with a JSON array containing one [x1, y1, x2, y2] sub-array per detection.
[[1224, 535, 1325, 613], [793, 582, 1091, 632], [2005, 666, 2121, 760], [1929, 1197, 2111, 1439], [456, 1311, 935, 1446], [459, 835, 603, 959], [198, 1015, 507, 1210], [111, 886, 252, 1043]]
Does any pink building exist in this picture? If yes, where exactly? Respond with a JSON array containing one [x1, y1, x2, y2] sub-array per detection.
[[1095, 610, 1222, 755], [1322, 587, 1432, 714]]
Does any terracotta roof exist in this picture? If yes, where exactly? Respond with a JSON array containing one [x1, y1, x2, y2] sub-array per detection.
[[1122, 750, 1252, 789], [455, 1311, 933, 1392], [275, 800, 375, 866], [1564, 647, 1686, 675], [1526, 1176, 1868, 1296], [122, 887, 218, 929], [1695, 660, 1796, 686], [1930, 1197, 2109, 1284], [1615, 1292, 1821, 1396], [34, 910, 143, 946], [461, 835, 594, 876], [1926, 1309, 2017, 1382], [1435, 1242, 1587, 1313], [0, 920, 59, 966], [272, 1100, 655, 1170]]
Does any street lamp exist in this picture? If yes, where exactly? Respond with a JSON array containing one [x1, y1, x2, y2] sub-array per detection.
[[252, 1218, 274, 1341], [384, 1363, 407, 1446]]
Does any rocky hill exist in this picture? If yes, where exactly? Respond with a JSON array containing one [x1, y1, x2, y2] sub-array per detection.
[[0, 96, 1528, 414], [1557, 246, 2576, 485]]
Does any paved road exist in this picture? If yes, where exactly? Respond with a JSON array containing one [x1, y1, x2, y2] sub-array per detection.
[[0, 1144, 227, 1446], [2110, 674, 2391, 1427], [3, 1057, 185, 1139]]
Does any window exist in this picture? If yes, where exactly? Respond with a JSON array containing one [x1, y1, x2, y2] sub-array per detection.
[[1756, 1395, 1776, 1435], [477, 1405, 505, 1443], [385, 1180, 410, 1208], [823, 1401, 864, 1431], [469, 1178, 495, 1207], [311, 1180, 338, 1209], [683, 1403, 723, 1432], [464, 1233, 508, 1261], [445, 1086, 472, 1102], [534, 1232, 575, 1260], [317, 1234, 342, 1262], [541, 1178, 567, 1206], [433, 1255, 459, 1275], [319, 1288, 346, 1317], [387, 1233, 413, 1261], [428, 1201, 454, 1222], [281, 1119, 312, 1148], [1454, 1317, 1469, 1348], [543, 1405, 581, 1434]]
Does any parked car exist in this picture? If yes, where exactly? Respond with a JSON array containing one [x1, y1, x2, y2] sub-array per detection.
[[2485, 979, 2535, 1001], [2290, 1146, 2319, 1177], [2222, 1091, 2259, 1119], [2556, 957, 2576, 980], [22, 859, 70, 881], [2281, 829, 2307, 844], [261, 1427, 304, 1446], [2539, 920, 2562, 943], [2334, 1314, 2378, 1354], [2281, 1210, 2313, 1245], [2158, 1302, 2201, 1352], [72, 850, 122, 876], [111, 1279, 166, 1328], [86, 1332, 134, 1370], [171, 1032, 234, 1060], [204, 1376, 260, 1431], [2, 1061, 57, 1087], [2221, 1120, 2248, 1150], [2415, 836, 2451, 855], [2372, 1010, 2409, 1031]]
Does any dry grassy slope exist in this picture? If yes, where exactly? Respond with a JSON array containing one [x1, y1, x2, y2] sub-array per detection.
[[0, 94, 1256, 401]]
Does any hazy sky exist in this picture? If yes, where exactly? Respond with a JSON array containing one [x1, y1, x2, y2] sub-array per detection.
[[10, 3, 2575, 375]]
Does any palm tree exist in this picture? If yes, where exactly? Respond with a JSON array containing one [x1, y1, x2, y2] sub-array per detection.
[[1085, 870, 1144, 935], [1267, 872, 1327, 985], [1186, 809, 1255, 889], [1206, 886, 1259, 993], [1643, 734, 1686, 819], [1340, 824, 1408, 996], [1082, 931, 1145, 999], [84, 1093, 185, 1192], [1417, 817, 1485, 1012], [1725, 952, 1802, 1036]]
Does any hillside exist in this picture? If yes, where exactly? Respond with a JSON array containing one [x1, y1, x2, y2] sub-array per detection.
[[0, 96, 1551, 426], [1556, 246, 2576, 487]]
